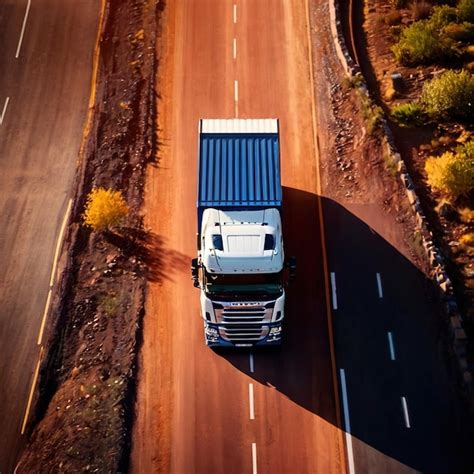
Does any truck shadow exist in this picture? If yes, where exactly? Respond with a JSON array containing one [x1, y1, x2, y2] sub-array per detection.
[[218, 187, 337, 422], [103, 229, 189, 283], [216, 187, 472, 473], [141, 232, 190, 283]]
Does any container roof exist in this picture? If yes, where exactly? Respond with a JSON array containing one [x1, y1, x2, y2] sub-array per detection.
[[198, 119, 282, 208]]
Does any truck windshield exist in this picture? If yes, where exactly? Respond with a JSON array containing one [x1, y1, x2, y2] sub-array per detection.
[[204, 272, 283, 298]]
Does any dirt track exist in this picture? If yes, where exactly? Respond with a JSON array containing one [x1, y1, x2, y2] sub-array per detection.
[[131, 1, 345, 472]]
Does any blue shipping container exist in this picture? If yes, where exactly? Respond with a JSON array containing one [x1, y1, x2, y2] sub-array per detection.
[[197, 119, 282, 212]]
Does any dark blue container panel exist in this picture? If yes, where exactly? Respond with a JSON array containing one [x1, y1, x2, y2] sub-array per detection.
[[198, 133, 282, 208]]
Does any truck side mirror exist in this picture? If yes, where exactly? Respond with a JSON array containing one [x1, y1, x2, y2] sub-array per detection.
[[288, 256, 297, 282], [196, 233, 201, 251], [191, 258, 200, 288]]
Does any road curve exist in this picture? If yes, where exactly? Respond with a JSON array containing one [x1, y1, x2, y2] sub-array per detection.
[[0, 1, 99, 471], [131, 1, 344, 473]]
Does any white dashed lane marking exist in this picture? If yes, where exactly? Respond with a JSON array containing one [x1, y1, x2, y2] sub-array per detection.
[[330, 272, 338, 310], [16, 0, 32, 59], [376, 272, 383, 298], [387, 331, 396, 361], [234, 80, 239, 117], [1, 97, 10, 125], [249, 383, 255, 420], [252, 442, 257, 474], [401, 396, 411, 428]]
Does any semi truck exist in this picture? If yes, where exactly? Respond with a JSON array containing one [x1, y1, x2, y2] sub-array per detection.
[[191, 118, 295, 347]]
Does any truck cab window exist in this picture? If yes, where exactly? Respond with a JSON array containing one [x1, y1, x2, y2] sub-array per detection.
[[212, 234, 223, 250], [264, 234, 275, 250]]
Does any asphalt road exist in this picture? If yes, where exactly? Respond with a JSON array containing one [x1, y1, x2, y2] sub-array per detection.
[[0, 1, 99, 471], [131, 1, 345, 473], [326, 201, 473, 473], [130, 1, 473, 473]]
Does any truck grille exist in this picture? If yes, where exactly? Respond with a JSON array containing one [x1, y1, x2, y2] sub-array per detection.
[[221, 308, 266, 323], [214, 303, 272, 343]]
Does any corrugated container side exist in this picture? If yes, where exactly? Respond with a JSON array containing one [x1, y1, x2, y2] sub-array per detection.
[[197, 120, 282, 211]]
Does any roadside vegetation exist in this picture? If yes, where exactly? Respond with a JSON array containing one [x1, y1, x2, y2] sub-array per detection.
[[425, 140, 474, 197], [387, 2, 474, 199], [366, 0, 474, 360], [83, 187, 129, 233]]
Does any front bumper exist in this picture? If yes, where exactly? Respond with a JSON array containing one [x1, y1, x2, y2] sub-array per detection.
[[204, 322, 282, 347]]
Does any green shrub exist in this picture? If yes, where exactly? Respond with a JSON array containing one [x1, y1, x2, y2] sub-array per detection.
[[425, 150, 474, 197], [429, 5, 459, 29], [421, 69, 474, 120], [425, 140, 474, 197], [391, 102, 427, 126], [458, 0, 474, 22], [392, 20, 456, 64], [456, 139, 474, 158]]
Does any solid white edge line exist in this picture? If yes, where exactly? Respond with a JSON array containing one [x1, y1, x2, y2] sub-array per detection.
[[376, 272, 383, 298], [249, 383, 255, 420], [234, 80, 238, 102], [249, 352, 255, 373], [233, 4, 237, 24], [252, 442, 257, 474], [387, 331, 396, 361], [330, 272, 338, 310], [37, 289, 52, 345], [49, 198, 72, 287], [340, 369, 356, 474], [233, 37, 237, 59], [21, 347, 43, 434], [1, 96, 10, 125], [15, 0, 32, 59], [401, 396, 411, 428]]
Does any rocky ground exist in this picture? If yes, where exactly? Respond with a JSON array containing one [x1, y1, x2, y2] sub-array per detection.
[[310, 0, 427, 269], [16, 0, 159, 471]]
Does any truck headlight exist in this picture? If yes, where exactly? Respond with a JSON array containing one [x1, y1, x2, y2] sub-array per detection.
[[205, 326, 219, 336], [269, 326, 281, 335]]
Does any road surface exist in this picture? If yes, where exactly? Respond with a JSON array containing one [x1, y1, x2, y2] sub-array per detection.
[[324, 201, 472, 473], [131, 0, 473, 473], [0, 1, 99, 471], [131, 1, 345, 473]]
